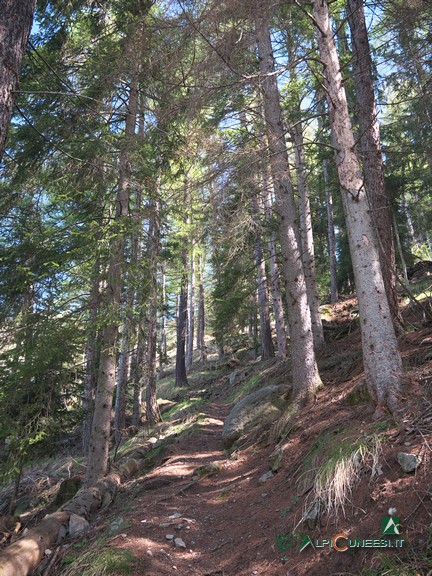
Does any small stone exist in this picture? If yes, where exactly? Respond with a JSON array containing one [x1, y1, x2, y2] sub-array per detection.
[[176, 523, 183, 530], [69, 514, 90, 538], [146, 550, 153, 557], [160, 522, 173, 528], [166, 534, 174, 540], [186, 526, 191, 530], [302, 501, 320, 529], [45, 549, 52, 557], [174, 537, 186, 549], [396, 452, 421, 473], [269, 445, 284, 473], [169, 513, 183, 519], [258, 471, 274, 485]]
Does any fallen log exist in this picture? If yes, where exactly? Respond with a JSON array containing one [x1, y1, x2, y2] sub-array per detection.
[[0, 511, 69, 576], [0, 447, 150, 576]]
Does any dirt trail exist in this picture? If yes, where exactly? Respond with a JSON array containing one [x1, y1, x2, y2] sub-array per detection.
[[106, 402, 289, 576]]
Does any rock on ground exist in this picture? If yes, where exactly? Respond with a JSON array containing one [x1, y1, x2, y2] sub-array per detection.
[[222, 384, 292, 447]]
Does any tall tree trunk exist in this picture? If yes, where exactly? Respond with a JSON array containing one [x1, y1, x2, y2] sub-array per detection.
[[114, 182, 142, 442], [196, 253, 207, 362], [85, 75, 139, 487], [175, 177, 190, 388], [159, 261, 168, 373], [252, 194, 275, 359], [323, 157, 338, 303], [347, 0, 400, 328], [0, 0, 37, 161], [82, 259, 101, 453], [317, 95, 338, 303], [186, 247, 195, 370], [255, 4, 321, 402], [291, 122, 324, 348], [132, 335, 145, 427], [393, 212, 409, 287], [113, 302, 130, 444], [262, 170, 287, 358], [285, 29, 324, 348], [146, 184, 162, 425], [176, 262, 189, 387], [312, 0, 404, 416]]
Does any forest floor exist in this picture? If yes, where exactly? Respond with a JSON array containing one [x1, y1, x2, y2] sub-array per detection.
[[2, 294, 432, 576]]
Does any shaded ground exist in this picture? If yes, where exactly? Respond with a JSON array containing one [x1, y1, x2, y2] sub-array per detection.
[[77, 316, 432, 576], [3, 296, 432, 575]]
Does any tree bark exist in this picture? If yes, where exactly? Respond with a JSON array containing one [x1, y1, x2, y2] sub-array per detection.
[[114, 304, 130, 444], [196, 253, 207, 362], [255, 4, 322, 401], [312, 0, 404, 415], [146, 188, 162, 425], [82, 259, 101, 453], [262, 170, 287, 358], [132, 336, 145, 427], [323, 157, 338, 303], [291, 122, 324, 349], [159, 261, 168, 372], [175, 177, 190, 388], [252, 193, 275, 359], [0, 0, 37, 162], [186, 247, 195, 370], [347, 0, 400, 328], [85, 74, 139, 487], [113, 181, 142, 442]]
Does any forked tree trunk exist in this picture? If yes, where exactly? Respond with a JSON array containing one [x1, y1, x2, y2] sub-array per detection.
[[252, 193, 275, 359], [312, 0, 404, 415], [196, 253, 207, 362], [255, 5, 322, 401], [263, 169, 287, 358], [347, 0, 400, 328], [85, 75, 139, 487], [0, 0, 37, 161]]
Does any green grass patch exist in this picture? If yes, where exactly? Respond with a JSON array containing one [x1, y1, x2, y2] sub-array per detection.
[[299, 429, 382, 519], [162, 396, 206, 420], [226, 373, 262, 403]]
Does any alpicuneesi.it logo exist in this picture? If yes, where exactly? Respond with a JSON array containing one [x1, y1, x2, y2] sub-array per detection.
[[276, 514, 404, 554]]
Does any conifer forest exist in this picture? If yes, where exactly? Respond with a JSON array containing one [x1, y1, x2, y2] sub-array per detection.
[[0, 0, 431, 575]]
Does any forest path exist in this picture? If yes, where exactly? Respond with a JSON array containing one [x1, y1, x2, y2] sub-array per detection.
[[103, 401, 286, 576]]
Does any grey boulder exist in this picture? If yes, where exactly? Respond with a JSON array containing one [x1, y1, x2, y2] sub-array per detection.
[[222, 385, 292, 447]]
